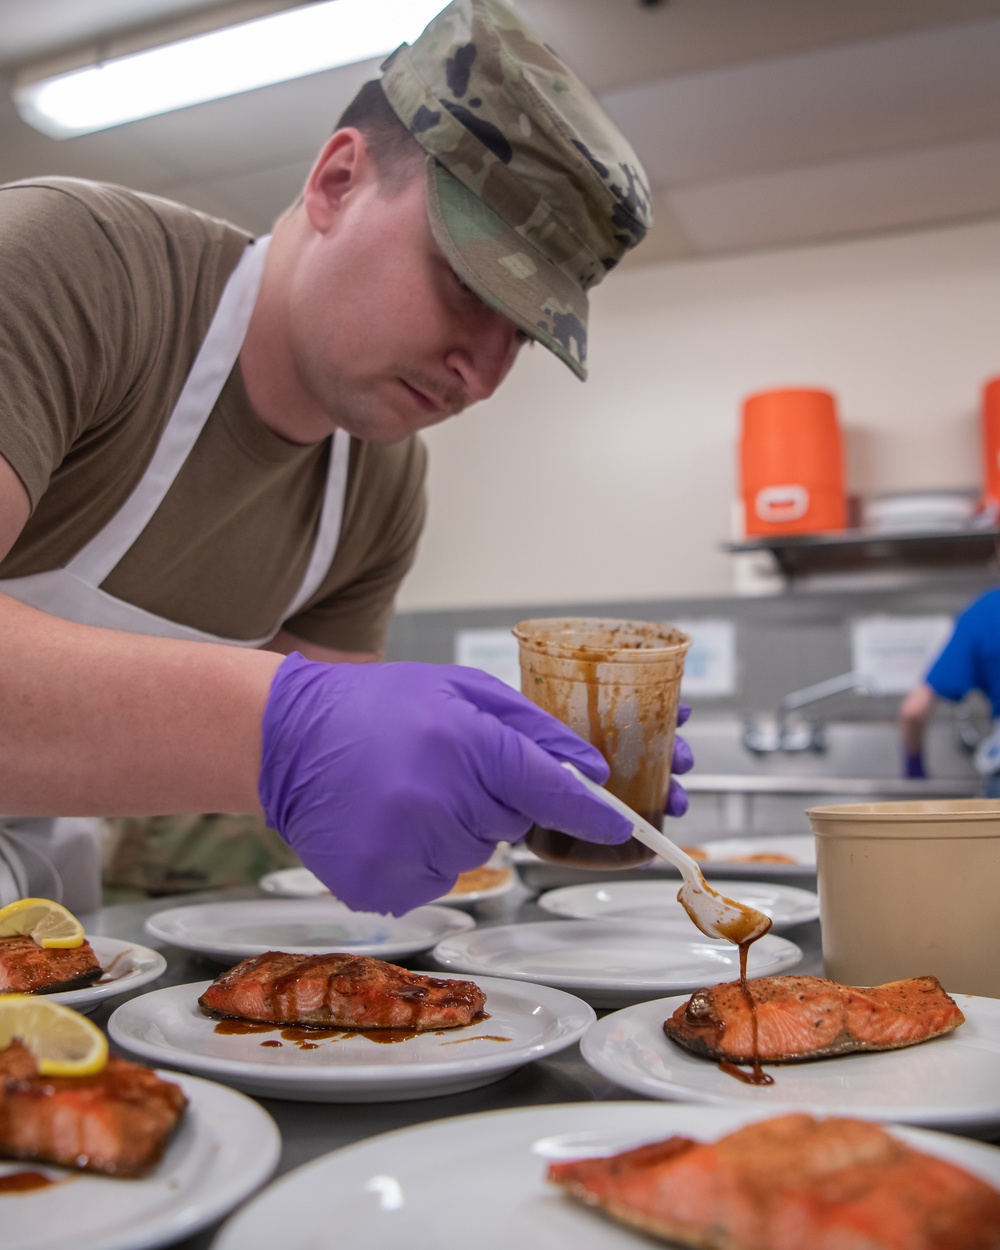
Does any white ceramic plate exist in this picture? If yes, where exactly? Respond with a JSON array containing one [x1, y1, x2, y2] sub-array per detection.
[[682, 834, 817, 876], [582, 993, 1000, 1136], [429, 869, 519, 908], [145, 898, 474, 962], [258, 866, 518, 908], [210, 1101, 1000, 1250], [108, 974, 595, 1102], [4, 1071, 280, 1250], [508, 836, 817, 885], [430, 921, 802, 1008], [33, 936, 167, 1013], [537, 880, 819, 931]]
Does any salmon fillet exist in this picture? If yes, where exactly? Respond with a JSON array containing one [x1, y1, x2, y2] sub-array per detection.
[[0, 1041, 187, 1178], [548, 1112, 1000, 1250], [664, 974, 964, 1063], [198, 951, 486, 1030], [0, 935, 103, 995]]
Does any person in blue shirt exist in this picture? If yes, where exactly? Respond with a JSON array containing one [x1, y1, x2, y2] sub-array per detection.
[[899, 587, 1000, 797]]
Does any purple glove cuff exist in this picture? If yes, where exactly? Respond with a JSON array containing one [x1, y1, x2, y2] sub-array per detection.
[[259, 652, 319, 832], [903, 750, 927, 780]]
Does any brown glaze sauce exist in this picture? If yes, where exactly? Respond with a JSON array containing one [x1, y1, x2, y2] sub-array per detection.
[[439, 1034, 512, 1045], [718, 938, 774, 1087], [279, 1027, 342, 1042], [674, 873, 776, 1088], [213, 1012, 492, 1047], [96, 949, 132, 982], [357, 1027, 421, 1044], [213, 1019, 276, 1035], [705, 894, 772, 948], [0, 1171, 57, 1194], [526, 824, 658, 868]]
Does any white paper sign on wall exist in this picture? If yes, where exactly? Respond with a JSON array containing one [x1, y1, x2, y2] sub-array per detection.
[[454, 628, 521, 689], [672, 618, 738, 698], [850, 615, 954, 695]]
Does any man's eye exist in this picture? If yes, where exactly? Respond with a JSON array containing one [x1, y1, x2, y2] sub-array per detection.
[[515, 329, 533, 345]]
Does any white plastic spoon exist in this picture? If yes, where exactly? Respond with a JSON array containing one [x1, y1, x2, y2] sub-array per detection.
[[561, 762, 772, 945]]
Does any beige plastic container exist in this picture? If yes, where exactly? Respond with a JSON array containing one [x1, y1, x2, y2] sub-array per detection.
[[512, 617, 690, 869], [807, 799, 1000, 997]]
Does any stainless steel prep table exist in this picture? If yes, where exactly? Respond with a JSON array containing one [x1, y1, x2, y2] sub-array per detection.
[[88, 881, 826, 1250]]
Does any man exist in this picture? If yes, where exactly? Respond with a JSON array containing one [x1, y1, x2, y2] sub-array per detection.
[[899, 586, 1000, 796], [0, 0, 689, 914]]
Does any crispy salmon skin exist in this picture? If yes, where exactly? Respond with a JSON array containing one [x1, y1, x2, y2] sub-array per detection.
[[0, 1040, 187, 1178], [547, 1113, 1000, 1250], [198, 951, 486, 1030], [664, 974, 964, 1064], [0, 934, 103, 995]]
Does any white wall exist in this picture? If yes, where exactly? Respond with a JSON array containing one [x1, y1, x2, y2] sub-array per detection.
[[397, 216, 1000, 612]]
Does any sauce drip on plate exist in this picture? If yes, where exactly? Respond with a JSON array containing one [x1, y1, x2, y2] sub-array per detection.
[[0, 1171, 56, 1194]]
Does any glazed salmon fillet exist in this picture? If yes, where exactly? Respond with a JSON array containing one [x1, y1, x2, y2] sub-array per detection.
[[548, 1113, 1000, 1250], [198, 951, 486, 1030], [664, 974, 964, 1063], [0, 935, 102, 995], [0, 1040, 187, 1178]]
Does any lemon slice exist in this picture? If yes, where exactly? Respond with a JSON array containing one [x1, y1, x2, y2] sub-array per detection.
[[0, 898, 85, 948], [0, 996, 108, 1076]]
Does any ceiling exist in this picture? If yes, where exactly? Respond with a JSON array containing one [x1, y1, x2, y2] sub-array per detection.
[[1, 0, 999, 267]]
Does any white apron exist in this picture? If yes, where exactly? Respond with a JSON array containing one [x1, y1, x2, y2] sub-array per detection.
[[0, 235, 351, 914]]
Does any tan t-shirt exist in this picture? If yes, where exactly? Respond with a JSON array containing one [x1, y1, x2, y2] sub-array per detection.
[[0, 178, 426, 652]]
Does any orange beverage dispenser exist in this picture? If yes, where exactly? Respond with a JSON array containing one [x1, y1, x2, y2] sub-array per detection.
[[739, 387, 847, 537], [982, 376, 1000, 513]]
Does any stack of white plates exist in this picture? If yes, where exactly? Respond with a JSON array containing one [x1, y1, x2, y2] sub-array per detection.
[[862, 490, 978, 534]]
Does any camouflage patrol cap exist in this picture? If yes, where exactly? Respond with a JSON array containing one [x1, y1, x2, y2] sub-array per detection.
[[380, 0, 651, 380]]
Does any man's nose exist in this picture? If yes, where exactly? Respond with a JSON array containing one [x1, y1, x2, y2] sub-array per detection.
[[445, 311, 523, 403]]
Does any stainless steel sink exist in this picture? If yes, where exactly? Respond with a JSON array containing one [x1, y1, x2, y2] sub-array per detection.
[[683, 774, 982, 797]]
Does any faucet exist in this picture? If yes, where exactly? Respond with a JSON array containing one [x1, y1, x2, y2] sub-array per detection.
[[742, 670, 873, 755], [954, 699, 993, 755]]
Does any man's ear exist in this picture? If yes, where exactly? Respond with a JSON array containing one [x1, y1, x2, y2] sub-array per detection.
[[302, 128, 371, 233]]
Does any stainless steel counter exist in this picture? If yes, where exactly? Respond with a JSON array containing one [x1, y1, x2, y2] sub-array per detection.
[[682, 774, 983, 796], [88, 883, 825, 1250], [682, 772, 985, 836]]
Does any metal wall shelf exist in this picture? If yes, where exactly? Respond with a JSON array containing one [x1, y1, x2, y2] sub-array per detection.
[[723, 527, 1000, 578]]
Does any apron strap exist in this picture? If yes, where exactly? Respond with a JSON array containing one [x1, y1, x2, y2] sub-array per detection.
[[66, 235, 271, 585], [2, 229, 352, 647], [0, 827, 64, 904], [285, 427, 352, 619], [0, 833, 30, 905]]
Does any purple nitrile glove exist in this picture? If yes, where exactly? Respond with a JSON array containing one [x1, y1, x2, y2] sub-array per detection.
[[259, 654, 633, 916], [665, 702, 694, 818], [903, 750, 927, 780]]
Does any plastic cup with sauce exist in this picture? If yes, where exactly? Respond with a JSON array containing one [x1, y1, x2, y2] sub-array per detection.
[[512, 618, 691, 869]]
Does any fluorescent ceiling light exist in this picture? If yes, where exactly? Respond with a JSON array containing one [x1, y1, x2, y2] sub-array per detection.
[[14, 0, 449, 139]]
